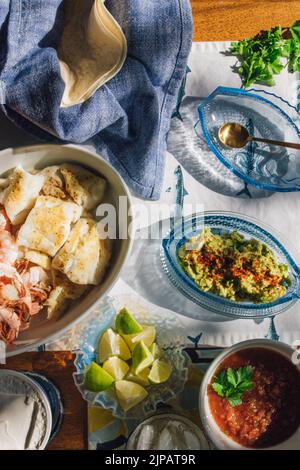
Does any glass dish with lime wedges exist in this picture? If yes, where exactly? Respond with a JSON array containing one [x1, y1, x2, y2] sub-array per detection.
[[73, 300, 189, 419]]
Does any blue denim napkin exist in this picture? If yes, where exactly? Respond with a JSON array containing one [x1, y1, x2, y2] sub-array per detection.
[[0, 0, 193, 199]]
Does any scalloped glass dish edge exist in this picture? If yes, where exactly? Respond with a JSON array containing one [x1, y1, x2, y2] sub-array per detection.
[[72, 298, 190, 419], [160, 211, 299, 320], [198, 86, 300, 193]]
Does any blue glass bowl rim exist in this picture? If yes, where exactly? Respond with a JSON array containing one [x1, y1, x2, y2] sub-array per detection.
[[161, 211, 300, 312], [72, 298, 190, 418], [198, 86, 300, 193]]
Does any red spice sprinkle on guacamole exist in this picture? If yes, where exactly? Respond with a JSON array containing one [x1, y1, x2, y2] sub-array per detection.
[[178, 228, 291, 303]]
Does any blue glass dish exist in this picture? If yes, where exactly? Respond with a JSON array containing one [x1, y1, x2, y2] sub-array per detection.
[[161, 212, 300, 319], [73, 298, 189, 419], [198, 87, 300, 192]]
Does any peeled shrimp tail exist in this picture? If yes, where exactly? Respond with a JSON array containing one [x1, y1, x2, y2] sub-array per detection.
[[0, 306, 21, 344], [0, 230, 18, 265], [0, 323, 18, 344], [30, 285, 50, 315], [15, 259, 30, 276]]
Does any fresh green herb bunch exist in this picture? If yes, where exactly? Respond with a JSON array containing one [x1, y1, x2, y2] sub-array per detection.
[[287, 20, 300, 73], [212, 365, 254, 407], [229, 20, 300, 88]]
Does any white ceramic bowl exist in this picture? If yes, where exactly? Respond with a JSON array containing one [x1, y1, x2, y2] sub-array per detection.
[[126, 412, 210, 450], [0, 144, 133, 357], [199, 339, 300, 450]]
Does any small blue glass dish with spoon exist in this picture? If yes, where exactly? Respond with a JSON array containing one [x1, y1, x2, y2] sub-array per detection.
[[197, 87, 300, 192]]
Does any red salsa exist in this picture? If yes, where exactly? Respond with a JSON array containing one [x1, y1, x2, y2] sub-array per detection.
[[208, 348, 300, 448]]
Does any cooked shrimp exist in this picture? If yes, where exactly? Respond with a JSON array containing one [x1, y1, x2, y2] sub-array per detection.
[[0, 213, 7, 231], [0, 230, 18, 265], [0, 263, 27, 299], [21, 265, 49, 288], [30, 286, 50, 315], [0, 263, 32, 333], [20, 264, 50, 316], [15, 258, 30, 276], [0, 194, 52, 346], [0, 205, 11, 232], [0, 306, 21, 344]]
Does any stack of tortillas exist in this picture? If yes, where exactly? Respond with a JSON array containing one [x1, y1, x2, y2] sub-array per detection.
[[58, 0, 127, 107]]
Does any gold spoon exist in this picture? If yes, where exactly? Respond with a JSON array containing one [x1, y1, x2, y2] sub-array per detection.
[[218, 122, 300, 150]]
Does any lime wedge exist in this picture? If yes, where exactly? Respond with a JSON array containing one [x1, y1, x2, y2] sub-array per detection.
[[115, 380, 148, 411], [98, 328, 131, 363], [103, 357, 130, 381], [123, 325, 156, 351], [132, 341, 154, 375], [115, 308, 143, 335], [127, 367, 150, 386], [148, 359, 172, 384], [84, 361, 115, 392], [149, 343, 161, 359]]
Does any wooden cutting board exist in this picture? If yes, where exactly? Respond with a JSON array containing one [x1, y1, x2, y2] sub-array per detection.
[[0, 351, 88, 450]]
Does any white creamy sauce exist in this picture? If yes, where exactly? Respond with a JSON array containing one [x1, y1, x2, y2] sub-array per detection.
[[0, 421, 19, 449], [0, 393, 34, 449], [0, 373, 47, 450]]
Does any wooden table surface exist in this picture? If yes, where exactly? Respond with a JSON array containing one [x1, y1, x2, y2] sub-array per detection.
[[0, 352, 87, 450], [192, 0, 300, 41]]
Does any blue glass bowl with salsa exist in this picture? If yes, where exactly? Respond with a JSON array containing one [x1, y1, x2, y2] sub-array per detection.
[[161, 211, 300, 319], [197, 87, 300, 193]]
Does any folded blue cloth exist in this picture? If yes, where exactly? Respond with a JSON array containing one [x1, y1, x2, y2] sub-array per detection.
[[0, 0, 193, 199]]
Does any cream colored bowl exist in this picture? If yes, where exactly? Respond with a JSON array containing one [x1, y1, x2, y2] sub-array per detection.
[[0, 144, 133, 357], [199, 339, 300, 450]]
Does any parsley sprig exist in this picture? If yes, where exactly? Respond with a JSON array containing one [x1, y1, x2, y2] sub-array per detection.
[[289, 20, 300, 72], [228, 20, 300, 88], [212, 366, 254, 407]]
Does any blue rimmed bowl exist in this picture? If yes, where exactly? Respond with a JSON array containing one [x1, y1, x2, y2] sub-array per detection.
[[198, 87, 300, 192], [73, 298, 189, 419], [161, 211, 300, 319]]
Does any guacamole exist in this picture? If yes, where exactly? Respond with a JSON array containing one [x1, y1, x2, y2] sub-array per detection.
[[178, 228, 291, 303]]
